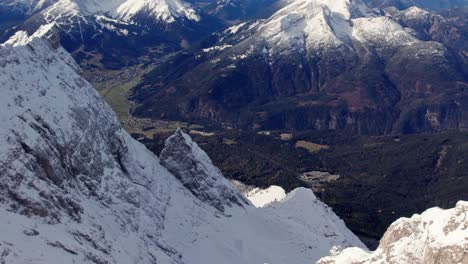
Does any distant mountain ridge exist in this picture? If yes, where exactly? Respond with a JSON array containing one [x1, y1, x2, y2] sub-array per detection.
[[363, 0, 468, 11], [0, 0, 225, 69]]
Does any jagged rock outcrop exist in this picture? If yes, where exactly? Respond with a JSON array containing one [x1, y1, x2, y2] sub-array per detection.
[[388, 6, 468, 70], [317, 201, 468, 264], [160, 128, 249, 212]]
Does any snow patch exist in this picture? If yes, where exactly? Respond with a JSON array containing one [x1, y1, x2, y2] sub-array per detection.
[[245, 186, 287, 208]]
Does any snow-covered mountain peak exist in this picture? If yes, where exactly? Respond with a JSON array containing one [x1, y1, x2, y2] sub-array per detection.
[[160, 128, 249, 212], [252, 0, 361, 53], [4, 23, 60, 47], [116, 0, 200, 24], [43, 0, 133, 17], [38, 0, 201, 27], [402, 5, 431, 18], [200, 0, 417, 59], [394, 6, 436, 21], [318, 201, 468, 264], [222, 0, 397, 55]]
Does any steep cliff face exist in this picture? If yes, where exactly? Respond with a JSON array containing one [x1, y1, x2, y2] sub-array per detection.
[[0, 25, 364, 264], [0, 23, 186, 263], [160, 129, 249, 212], [317, 201, 468, 264]]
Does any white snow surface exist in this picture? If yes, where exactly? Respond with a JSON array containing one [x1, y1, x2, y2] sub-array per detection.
[[245, 185, 287, 208], [318, 201, 468, 264], [116, 0, 200, 23], [0, 27, 364, 264], [256, 0, 372, 52]]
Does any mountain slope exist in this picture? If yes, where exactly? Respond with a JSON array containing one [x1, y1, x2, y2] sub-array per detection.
[[0, 0, 223, 70], [132, 0, 467, 134], [116, 0, 200, 24], [363, 0, 468, 11], [193, 0, 283, 22], [318, 201, 468, 264], [0, 24, 364, 263], [0, 0, 54, 16], [387, 6, 468, 68]]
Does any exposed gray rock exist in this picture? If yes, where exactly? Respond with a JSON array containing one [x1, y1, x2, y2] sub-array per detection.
[[160, 128, 249, 212]]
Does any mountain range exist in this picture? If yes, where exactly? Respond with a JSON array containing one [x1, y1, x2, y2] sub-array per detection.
[[0, 0, 226, 68], [131, 0, 467, 134], [0, 0, 467, 262], [0, 25, 367, 263]]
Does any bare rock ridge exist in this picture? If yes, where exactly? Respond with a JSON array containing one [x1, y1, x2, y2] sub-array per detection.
[[160, 128, 249, 212], [0, 24, 364, 264], [318, 201, 468, 264]]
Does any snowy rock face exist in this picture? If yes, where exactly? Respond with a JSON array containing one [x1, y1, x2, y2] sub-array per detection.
[[0, 24, 184, 263], [212, 0, 417, 59], [317, 201, 468, 264], [0, 0, 54, 15], [116, 0, 200, 24], [0, 27, 364, 263], [36, 0, 200, 24], [160, 128, 248, 212], [1, 0, 205, 50], [256, 0, 372, 53]]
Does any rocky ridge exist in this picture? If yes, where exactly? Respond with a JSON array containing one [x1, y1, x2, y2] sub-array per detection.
[[318, 201, 468, 264]]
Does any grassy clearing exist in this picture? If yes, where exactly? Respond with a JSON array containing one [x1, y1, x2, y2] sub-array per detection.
[[295, 140, 330, 153], [94, 76, 141, 123]]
